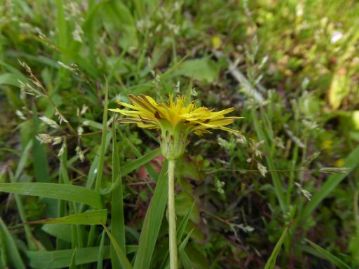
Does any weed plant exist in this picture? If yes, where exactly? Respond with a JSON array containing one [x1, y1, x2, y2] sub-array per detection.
[[0, 1, 358, 268]]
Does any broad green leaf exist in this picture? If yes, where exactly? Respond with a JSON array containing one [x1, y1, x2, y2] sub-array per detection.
[[31, 210, 107, 225], [0, 183, 102, 208], [0, 73, 21, 87], [264, 226, 288, 269], [27, 246, 111, 268], [304, 240, 351, 269], [101, 1, 138, 50], [42, 224, 72, 242], [301, 146, 359, 221], [133, 161, 168, 269], [173, 58, 219, 83], [0, 218, 26, 269]]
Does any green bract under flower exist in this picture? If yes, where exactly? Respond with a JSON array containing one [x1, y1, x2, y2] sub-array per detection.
[[110, 95, 241, 159]]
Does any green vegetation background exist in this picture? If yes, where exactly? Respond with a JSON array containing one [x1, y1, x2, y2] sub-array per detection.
[[0, 0, 358, 268]]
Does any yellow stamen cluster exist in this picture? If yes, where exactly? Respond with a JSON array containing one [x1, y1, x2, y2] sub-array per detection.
[[110, 95, 240, 159]]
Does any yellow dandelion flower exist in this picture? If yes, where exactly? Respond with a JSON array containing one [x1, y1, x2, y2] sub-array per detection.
[[335, 159, 345, 167], [211, 35, 222, 50], [110, 94, 241, 269], [321, 139, 333, 151], [110, 94, 241, 160]]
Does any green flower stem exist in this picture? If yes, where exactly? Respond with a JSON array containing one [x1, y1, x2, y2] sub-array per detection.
[[168, 159, 178, 269]]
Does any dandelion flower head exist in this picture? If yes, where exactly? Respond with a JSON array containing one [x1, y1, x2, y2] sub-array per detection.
[[110, 95, 240, 159]]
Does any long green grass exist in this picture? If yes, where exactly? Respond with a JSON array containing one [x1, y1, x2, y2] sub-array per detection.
[[0, 0, 358, 268]]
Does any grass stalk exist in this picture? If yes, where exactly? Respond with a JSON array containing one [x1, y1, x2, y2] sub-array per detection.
[[87, 83, 108, 247], [110, 120, 125, 268]]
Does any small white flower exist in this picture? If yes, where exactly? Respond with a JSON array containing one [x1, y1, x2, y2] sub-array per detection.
[[237, 224, 254, 233], [72, 24, 83, 42], [58, 142, 66, 157], [76, 146, 85, 162], [295, 182, 312, 201], [57, 61, 75, 72], [52, 136, 63, 145], [331, 31, 343, 44], [77, 126, 84, 136], [80, 105, 88, 115], [40, 116, 60, 129], [257, 162, 267, 177], [36, 134, 53, 144], [15, 110, 26, 120]]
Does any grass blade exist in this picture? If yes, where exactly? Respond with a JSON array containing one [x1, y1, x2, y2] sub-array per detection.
[[121, 148, 161, 177], [101, 1, 138, 50], [32, 109, 50, 183], [68, 248, 77, 269], [0, 183, 102, 208], [264, 226, 288, 269], [0, 73, 22, 87], [30, 210, 107, 225], [27, 246, 111, 268], [11, 141, 38, 249], [111, 121, 126, 268], [88, 81, 109, 247], [251, 109, 287, 213], [14, 140, 32, 179], [133, 161, 168, 269], [158, 204, 194, 269], [85, 132, 112, 190], [102, 225, 133, 269], [301, 146, 359, 221], [97, 231, 106, 269], [94, 81, 109, 191], [178, 230, 194, 269], [42, 224, 72, 242], [0, 218, 26, 269], [303, 239, 351, 269], [55, 0, 68, 52]]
